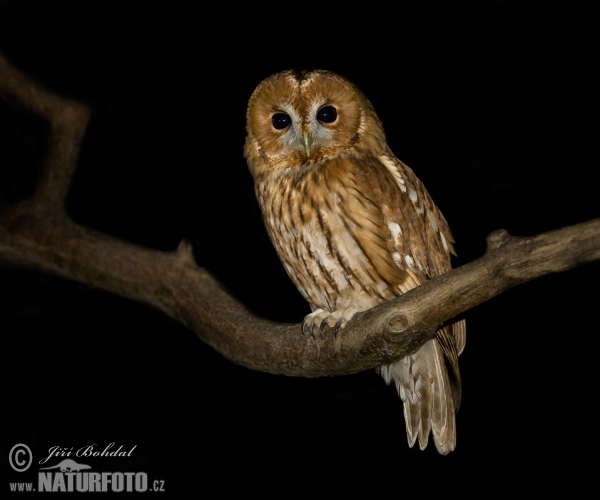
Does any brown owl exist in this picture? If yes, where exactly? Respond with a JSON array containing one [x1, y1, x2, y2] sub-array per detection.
[[244, 69, 466, 455]]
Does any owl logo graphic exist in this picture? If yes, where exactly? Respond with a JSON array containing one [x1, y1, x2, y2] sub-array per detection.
[[39, 459, 91, 472]]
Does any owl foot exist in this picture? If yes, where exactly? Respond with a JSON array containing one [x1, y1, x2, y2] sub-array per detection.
[[302, 307, 360, 338]]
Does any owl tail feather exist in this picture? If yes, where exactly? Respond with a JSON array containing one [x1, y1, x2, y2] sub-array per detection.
[[378, 339, 458, 455]]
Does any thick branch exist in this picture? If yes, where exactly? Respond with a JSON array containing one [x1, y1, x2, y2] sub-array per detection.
[[1, 51, 599, 377], [1, 209, 599, 377]]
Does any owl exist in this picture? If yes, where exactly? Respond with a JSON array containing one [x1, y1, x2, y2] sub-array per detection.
[[244, 69, 466, 455]]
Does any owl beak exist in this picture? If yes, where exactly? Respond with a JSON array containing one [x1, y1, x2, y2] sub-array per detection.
[[302, 130, 313, 156]]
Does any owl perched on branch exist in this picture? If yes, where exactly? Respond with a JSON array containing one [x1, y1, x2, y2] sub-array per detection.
[[244, 69, 466, 455]]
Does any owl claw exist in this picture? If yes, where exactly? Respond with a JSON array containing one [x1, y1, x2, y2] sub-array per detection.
[[301, 307, 360, 338], [310, 320, 318, 338], [333, 317, 346, 337], [302, 320, 314, 337], [318, 320, 328, 337], [301, 308, 327, 337]]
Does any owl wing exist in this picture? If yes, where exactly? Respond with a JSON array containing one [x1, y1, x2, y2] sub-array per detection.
[[362, 152, 466, 453], [372, 153, 466, 357]]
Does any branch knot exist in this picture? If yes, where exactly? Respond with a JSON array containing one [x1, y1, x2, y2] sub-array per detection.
[[486, 229, 511, 251], [386, 313, 409, 333]]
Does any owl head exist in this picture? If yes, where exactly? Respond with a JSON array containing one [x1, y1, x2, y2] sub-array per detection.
[[244, 69, 387, 180]]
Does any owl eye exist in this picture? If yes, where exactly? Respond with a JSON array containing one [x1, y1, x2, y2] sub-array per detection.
[[317, 106, 337, 124], [272, 113, 291, 130]]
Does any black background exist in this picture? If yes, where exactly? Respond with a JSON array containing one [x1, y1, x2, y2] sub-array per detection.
[[1, 0, 597, 497]]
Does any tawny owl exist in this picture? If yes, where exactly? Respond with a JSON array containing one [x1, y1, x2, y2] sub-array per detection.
[[244, 69, 466, 455]]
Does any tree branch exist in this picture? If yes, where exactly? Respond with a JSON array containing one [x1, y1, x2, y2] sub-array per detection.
[[1, 51, 599, 378]]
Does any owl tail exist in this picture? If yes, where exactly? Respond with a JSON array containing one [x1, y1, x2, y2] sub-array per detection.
[[378, 337, 460, 455]]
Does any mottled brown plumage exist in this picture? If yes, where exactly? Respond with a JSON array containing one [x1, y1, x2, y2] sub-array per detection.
[[244, 69, 466, 454]]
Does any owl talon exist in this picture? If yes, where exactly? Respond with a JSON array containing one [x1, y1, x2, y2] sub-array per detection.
[[333, 317, 346, 336], [310, 321, 318, 338], [318, 320, 328, 337], [301, 320, 313, 337], [301, 307, 359, 338]]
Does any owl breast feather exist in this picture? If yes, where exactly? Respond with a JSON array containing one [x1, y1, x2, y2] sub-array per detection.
[[255, 156, 413, 312]]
